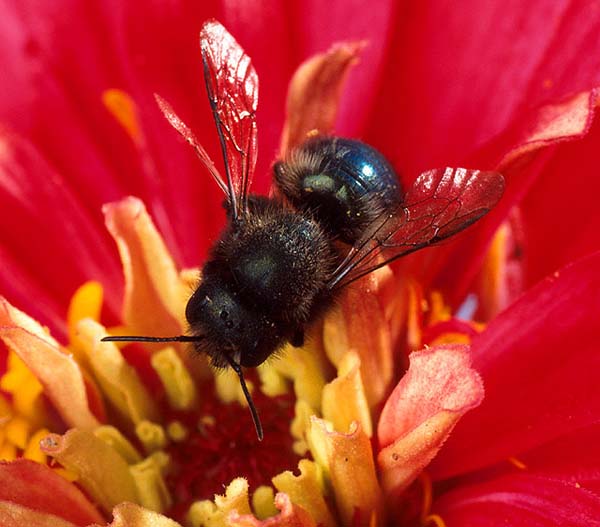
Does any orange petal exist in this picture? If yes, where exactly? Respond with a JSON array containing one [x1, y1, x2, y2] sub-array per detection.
[[377, 345, 484, 496], [323, 271, 393, 408], [308, 417, 383, 527], [103, 197, 188, 339], [93, 502, 183, 527], [279, 41, 366, 155], [0, 298, 100, 429], [0, 459, 104, 525], [0, 501, 79, 527], [40, 429, 138, 514], [229, 493, 315, 527]]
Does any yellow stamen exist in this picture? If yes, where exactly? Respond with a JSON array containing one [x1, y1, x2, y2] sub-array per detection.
[[508, 456, 527, 470], [136, 421, 168, 453], [419, 472, 433, 523], [102, 89, 143, 145], [428, 291, 452, 324], [67, 281, 103, 351], [23, 428, 50, 463], [406, 281, 424, 350], [130, 455, 173, 513], [252, 486, 278, 519], [151, 346, 197, 410], [166, 420, 188, 442], [423, 513, 447, 527], [429, 332, 472, 346]]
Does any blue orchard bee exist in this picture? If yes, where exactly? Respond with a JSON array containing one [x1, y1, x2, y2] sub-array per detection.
[[102, 20, 505, 440]]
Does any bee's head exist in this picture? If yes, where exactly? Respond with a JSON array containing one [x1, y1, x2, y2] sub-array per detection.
[[185, 276, 283, 368]]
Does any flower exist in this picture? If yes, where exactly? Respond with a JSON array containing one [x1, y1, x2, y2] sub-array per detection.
[[2, 2, 600, 527]]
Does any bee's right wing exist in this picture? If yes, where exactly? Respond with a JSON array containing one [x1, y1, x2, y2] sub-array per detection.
[[157, 20, 259, 220], [327, 168, 505, 290]]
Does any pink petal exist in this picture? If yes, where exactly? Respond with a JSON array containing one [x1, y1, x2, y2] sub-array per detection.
[[0, 459, 104, 526], [433, 473, 600, 526], [229, 493, 315, 527], [377, 345, 483, 496], [431, 250, 600, 480]]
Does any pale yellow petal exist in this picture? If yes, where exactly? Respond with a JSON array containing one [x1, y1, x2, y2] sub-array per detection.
[[272, 459, 335, 527], [188, 478, 251, 527], [96, 502, 183, 527], [322, 352, 372, 437], [308, 417, 382, 527], [0, 298, 99, 429], [77, 318, 160, 425], [41, 430, 138, 514]]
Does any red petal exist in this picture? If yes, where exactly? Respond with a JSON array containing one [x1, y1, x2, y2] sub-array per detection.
[[366, 2, 600, 177], [0, 459, 104, 526], [430, 250, 600, 480], [0, 131, 122, 336], [433, 473, 600, 526]]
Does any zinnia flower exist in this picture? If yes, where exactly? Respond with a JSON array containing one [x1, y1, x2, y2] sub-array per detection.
[[1, 2, 600, 527]]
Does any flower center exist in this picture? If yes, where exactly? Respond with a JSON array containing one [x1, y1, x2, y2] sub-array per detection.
[[163, 382, 300, 521]]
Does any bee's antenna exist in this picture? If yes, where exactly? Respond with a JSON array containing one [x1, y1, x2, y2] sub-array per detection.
[[101, 335, 205, 343], [225, 356, 264, 441]]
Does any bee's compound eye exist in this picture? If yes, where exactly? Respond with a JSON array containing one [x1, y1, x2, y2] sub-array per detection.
[[220, 310, 229, 320]]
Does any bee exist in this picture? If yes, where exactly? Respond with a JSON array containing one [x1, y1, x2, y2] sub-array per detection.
[[102, 20, 505, 440]]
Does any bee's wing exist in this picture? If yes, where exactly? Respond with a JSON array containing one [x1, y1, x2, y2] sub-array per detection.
[[327, 168, 505, 290], [157, 20, 258, 220], [200, 20, 258, 219]]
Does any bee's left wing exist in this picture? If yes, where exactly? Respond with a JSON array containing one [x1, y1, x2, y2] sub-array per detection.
[[157, 20, 258, 220], [328, 168, 505, 290]]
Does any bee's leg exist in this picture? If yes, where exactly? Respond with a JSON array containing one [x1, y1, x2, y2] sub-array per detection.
[[291, 328, 305, 348]]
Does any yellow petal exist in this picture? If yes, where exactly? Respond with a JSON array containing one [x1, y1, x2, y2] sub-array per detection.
[[0, 298, 100, 429], [188, 478, 251, 527], [271, 337, 328, 413], [308, 417, 382, 527], [77, 318, 160, 426], [67, 281, 104, 349], [272, 459, 336, 527], [322, 352, 372, 437], [41, 429, 138, 513]]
